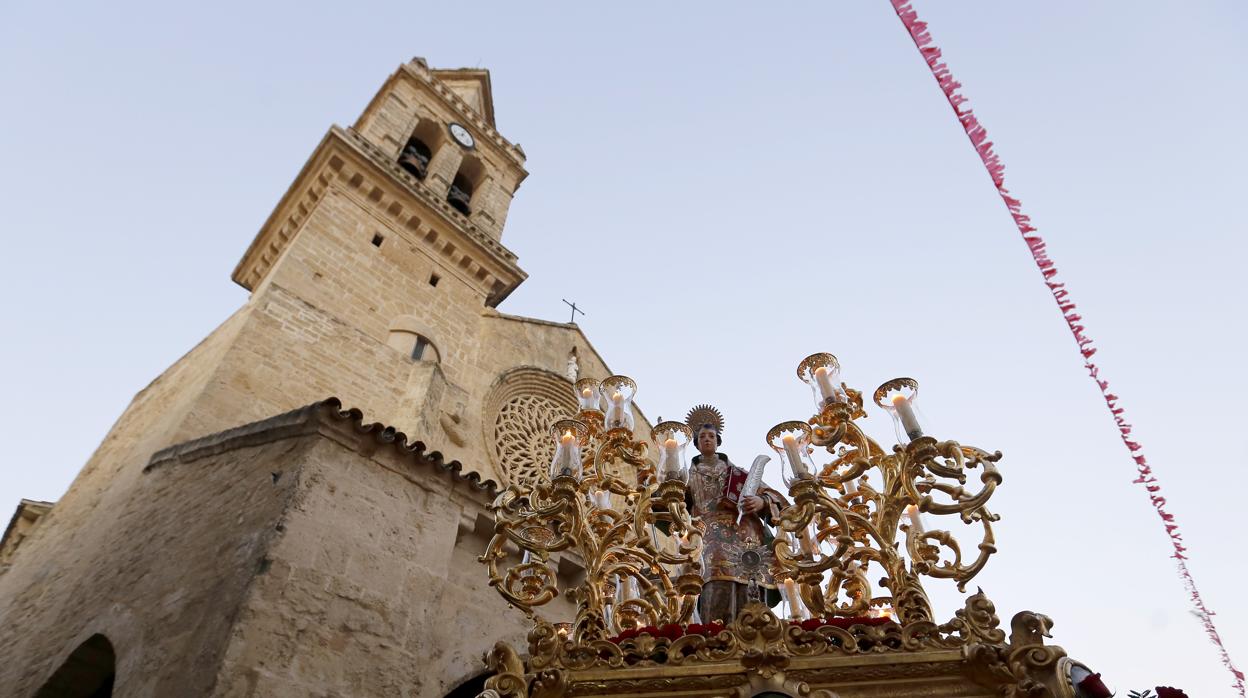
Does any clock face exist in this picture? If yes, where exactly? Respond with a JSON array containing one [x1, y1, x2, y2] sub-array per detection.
[[449, 123, 475, 149]]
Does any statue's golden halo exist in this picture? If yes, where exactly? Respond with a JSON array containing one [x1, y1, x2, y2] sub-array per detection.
[[685, 403, 725, 436]]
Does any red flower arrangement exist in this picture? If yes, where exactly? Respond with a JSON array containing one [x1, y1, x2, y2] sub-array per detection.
[[610, 621, 724, 644], [1077, 673, 1112, 698]]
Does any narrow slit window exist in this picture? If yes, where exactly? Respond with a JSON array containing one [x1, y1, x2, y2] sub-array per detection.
[[429, 273, 441, 287], [372, 233, 384, 247], [412, 336, 430, 360]]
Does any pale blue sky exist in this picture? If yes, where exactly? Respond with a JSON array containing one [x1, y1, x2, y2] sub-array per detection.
[[2, 1, 1245, 694]]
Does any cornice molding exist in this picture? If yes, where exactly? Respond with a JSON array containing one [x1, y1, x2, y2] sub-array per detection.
[[144, 397, 499, 497]]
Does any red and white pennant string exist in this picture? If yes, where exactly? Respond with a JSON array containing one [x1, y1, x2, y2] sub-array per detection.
[[887, 1, 1244, 694]]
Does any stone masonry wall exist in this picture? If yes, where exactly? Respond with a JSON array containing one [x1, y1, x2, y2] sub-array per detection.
[[0, 418, 311, 696], [210, 419, 548, 697]]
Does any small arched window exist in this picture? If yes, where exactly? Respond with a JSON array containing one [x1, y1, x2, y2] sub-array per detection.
[[387, 316, 441, 363]]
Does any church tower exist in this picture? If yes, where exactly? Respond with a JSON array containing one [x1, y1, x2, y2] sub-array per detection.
[[0, 60, 645, 696]]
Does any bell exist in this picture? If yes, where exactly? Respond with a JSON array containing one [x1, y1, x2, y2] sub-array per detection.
[[447, 185, 471, 215], [398, 148, 429, 180]]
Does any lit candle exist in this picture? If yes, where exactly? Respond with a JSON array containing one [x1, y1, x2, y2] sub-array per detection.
[[663, 436, 681, 477], [905, 504, 925, 534], [607, 391, 625, 428], [781, 433, 809, 477], [556, 429, 576, 476], [813, 366, 840, 404], [623, 576, 639, 601], [892, 394, 923, 440], [581, 387, 593, 399]]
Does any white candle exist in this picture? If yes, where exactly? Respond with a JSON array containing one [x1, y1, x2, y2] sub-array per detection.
[[799, 527, 816, 557], [623, 576, 639, 601], [813, 366, 840, 404], [581, 387, 593, 399], [607, 391, 624, 428], [663, 437, 681, 477], [555, 429, 576, 476], [595, 490, 611, 509], [844, 476, 859, 502], [892, 395, 923, 440], [781, 434, 809, 477], [579, 387, 594, 410], [522, 551, 532, 565], [906, 504, 925, 534], [783, 579, 801, 619]]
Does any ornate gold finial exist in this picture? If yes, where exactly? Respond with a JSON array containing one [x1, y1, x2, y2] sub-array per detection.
[[685, 403, 725, 436]]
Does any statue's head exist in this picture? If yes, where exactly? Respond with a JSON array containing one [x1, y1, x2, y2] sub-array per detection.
[[686, 404, 725, 457], [695, 423, 722, 454]]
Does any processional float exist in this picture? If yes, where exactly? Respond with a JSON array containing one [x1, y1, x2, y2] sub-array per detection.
[[476, 354, 1107, 698]]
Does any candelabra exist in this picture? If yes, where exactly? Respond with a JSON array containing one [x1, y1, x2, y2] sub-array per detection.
[[473, 357, 1100, 698], [479, 375, 705, 645], [770, 353, 1003, 626]]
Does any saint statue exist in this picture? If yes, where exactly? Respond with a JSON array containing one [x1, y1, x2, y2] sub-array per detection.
[[683, 404, 788, 624]]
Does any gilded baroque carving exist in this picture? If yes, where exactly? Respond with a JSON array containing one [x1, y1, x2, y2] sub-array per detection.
[[474, 365, 1082, 698]]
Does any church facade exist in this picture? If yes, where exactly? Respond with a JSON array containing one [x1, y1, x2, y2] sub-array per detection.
[[0, 59, 643, 697]]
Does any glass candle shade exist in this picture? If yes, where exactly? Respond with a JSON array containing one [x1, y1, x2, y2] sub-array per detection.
[[873, 378, 923, 443], [548, 418, 588, 479], [651, 420, 692, 480], [600, 375, 637, 431], [574, 377, 603, 413], [767, 420, 815, 480], [797, 352, 845, 408]]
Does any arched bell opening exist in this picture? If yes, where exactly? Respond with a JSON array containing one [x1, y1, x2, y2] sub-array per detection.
[[398, 137, 433, 179], [447, 172, 474, 215], [398, 119, 443, 181], [35, 633, 116, 698], [447, 153, 485, 216]]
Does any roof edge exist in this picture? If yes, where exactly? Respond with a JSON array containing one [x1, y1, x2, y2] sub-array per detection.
[[144, 398, 498, 496]]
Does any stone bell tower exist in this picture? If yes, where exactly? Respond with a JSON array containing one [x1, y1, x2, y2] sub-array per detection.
[[0, 59, 643, 696]]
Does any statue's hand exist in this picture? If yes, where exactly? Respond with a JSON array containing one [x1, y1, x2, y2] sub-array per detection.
[[741, 495, 765, 514]]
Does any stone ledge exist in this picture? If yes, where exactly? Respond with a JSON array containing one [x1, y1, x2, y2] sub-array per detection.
[[144, 398, 499, 495]]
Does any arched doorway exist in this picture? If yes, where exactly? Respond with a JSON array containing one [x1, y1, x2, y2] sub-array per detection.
[[444, 672, 488, 698], [35, 634, 115, 697]]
